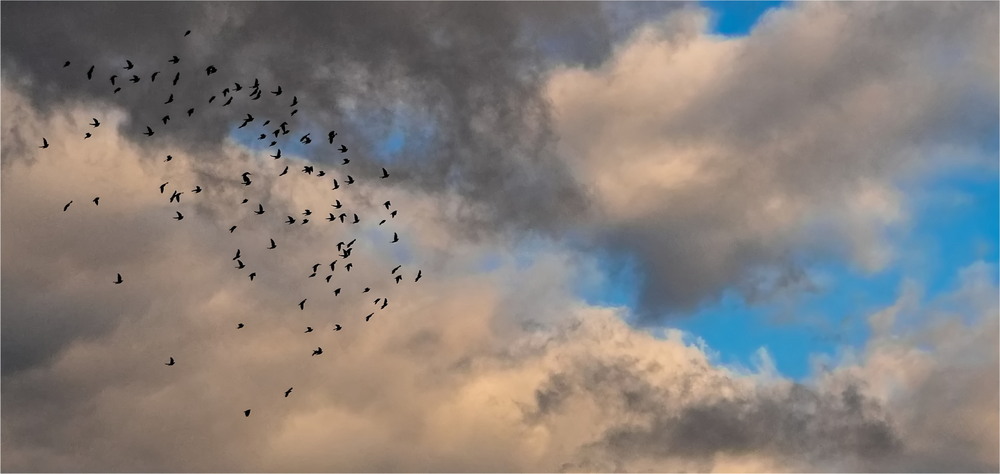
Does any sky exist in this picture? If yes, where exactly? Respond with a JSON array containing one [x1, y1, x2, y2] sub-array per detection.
[[1, 1, 997, 472]]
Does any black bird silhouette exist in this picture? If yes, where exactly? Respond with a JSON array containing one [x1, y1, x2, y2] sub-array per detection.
[[84, 132, 92, 139], [391, 265, 401, 274], [251, 78, 259, 89], [160, 182, 169, 193], [110, 74, 117, 85], [93, 197, 100, 205], [241, 172, 252, 186], [308, 272, 316, 278], [381, 168, 389, 179], [114, 273, 123, 284], [248, 272, 256, 281], [326, 213, 336, 222], [302, 166, 314, 175], [303, 209, 312, 216], [348, 238, 357, 248], [165, 155, 173, 162], [334, 324, 342, 331], [268, 141, 277, 147], [415, 270, 422, 282], [363, 287, 370, 293], [151, 71, 159, 82], [291, 109, 298, 117], [311, 263, 321, 272], [254, 203, 265, 215], [305, 326, 313, 333], [267, 238, 276, 249], [244, 409, 251, 417], [334, 288, 341, 296], [223, 96, 233, 106], [187, 108, 195, 117], [328, 131, 337, 143], [63, 60, 71, 67], [184, 30, 191, 36], [86, 65, 94, 80], [173, 211, 184, 220], [235, 259, 245, 269], [113, 87, 121, 94], [164, 94, 173, 104], [381, 299, 388, 310], [271, 86, 282, 95], [39, 138, 49, 149], [174, 72, 181, 86], [290, 96, 298, 107], [124, 59, 133, 70], [342, 158, 350, 165], [312, 347, 322, 356], [129, 75, 140, 83], [250, 89, 262, 100], [379, 219, 386, 226], [162, 115, 170, 124], [239, 114, 254, 128], [237, 323, 244, 329], [395, 275, 402, 284], [345, 175, 355, 184], [262, 120, 270, 126], [233, 249, 241, 260], [169, 190, 182, 203], [166, 357, 175, 366], [392, 232, 399, 243], [338, 213, 346, 223], [209, 95, 216, 103], [325, 275, 332, 282], [241, 198, 249, 204], [229, 225, 237, 233], [299, 133, 311, 144], [206, 65, 217, 75], [284, 387, 293, 397], [333, 200, 343, 209], [332, 179, 340, 190], [391, 210, 398, 218], [330, 261, 337, 271], [90, 118, 100, 127], [192, 186, 202, 193], [352, 214, 360, 224], [299, 299, 307, 310], [279, 166, 288, 176], [365, 313, 373, 322], [285, 216, 295, 225], [339, 144, 348, 153], [384, 201, 391, 209], [234, 82, 242, 91], [63, 201, 72, 211], [222, 87, 230, 97], [345, 263, 353, 272], [143, 126, 154, 137], [258, 134, 266, 140], [169, 55, 180, 64], [270, 149, 281, 159]]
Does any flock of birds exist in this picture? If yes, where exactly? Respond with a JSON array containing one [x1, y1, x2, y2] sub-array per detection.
[[48, 29, 423, 418]]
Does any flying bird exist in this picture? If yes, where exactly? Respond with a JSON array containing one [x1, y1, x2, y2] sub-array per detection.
[[110, 74, 117, 85], [90, 118, 100, 127], [271, 86, 282, 95], [39, 138, 49, 149], [233, 249, 241, 260], [279, 166, 288, 176], [113, 87, 121, 94], [143, 126, 154, 137], [352, 214, 359, 224], [124, 59, 134, 70], [160, 182, 169, 193], [333, 200, 343, 209], [332, 179, 340, 190], [169, 190, 182, 203], [270, 149, 281, 159], [192, 186, 202, 193], [114, 273, 123, 284], [345, 175, 355, 185], [184, 30, 191, 36], [209, 95, 216, 103], [92, 197, 100, 205], [169, 55, 180, 64], [345, 263, 353, 272], [229, 225, 237, 233], [333, 288, 341, 296], [84, 132, 92, 139], [338, 144, 348, 153], [173, 211, 184, 220], [63, 60, 71, 68], [284, 387, 293, 397], [305, 326, 313, 333], [290, 96, 298, 107], [299, 133, 311, 144], [206, 65, 217, 75], [312, 347, 323, 356], [392, 265, 401, 274], [241, 172, 252, 186], [342, 158, 350, 165], [235, 259, 245, 269], [395, 275, 402, 284], [254, 203, 265, 215], [187, 108, 195, 117], [237, 323, 244, 329], [267, 239, 276, 249], [244, 409, 251, 417], [166, 357, 175, 366], [129, 74, 140, 83], [392, 232, 399, 243], [164, 94, 173, 104], [415, 270, 422, 282], [222, 96, 233, 106], [381, 299, 388, 310], [328, 131, 337, 143], [365, 313, 373, 322], [86, 65, 94, 80], [151, 71, 159, 82], [162, 115, 170, 124], [165, 155, 173, 162], [326, 213, 336, 222], [381, 168, 389, 179], [299, 299, 307, 310], [325, 275, 332, 282], [248, 272, 256, 281], [290, 109, 298, 116], [285, 216, 295, 225], [384, 201, 391, 210], [303, 209, 312, 216], [63, 201, 72, 211], [333, 324, 342, 331]]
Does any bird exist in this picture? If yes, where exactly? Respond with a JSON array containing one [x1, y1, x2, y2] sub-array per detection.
[[123, 59, 134, 70], [333, 288, 341, 296], [164, 94, 173, 104], [187, 108, 195, 117], [290, 96, 298, 107], [129, 74, 140, 83], [63, 60, 71, 68], [285, 216, 295, 225], [248, 272, 256, 281], [239, 114, 254, 128], [345, 263, 353, 272], [86, 65, 94, 80], [342, 158, 350, 165], [379, 219, 386, 226], [365, 313, 373, 322], [235, 259, 245, 269], [222, 87, 230, 97], [347, 238, 357, 247], [229, 225, 237, 233], [384, 201, 391, 210], [332, 180, 340, 190], [233, 82, 242, 91], [271, 86, 282, 95], [244, 409, 251, 417], [381, 168, 389, 179], [325, 275, 332, 282], [299, 299, 307, 310], [241, 172, 252, 186], [90, 118, 100, 127], [84, 132, 92, 139], [329, 261, 337, 271], [328, 131, 338, 143], [303, 209, 312, 216], [299, 133, 311, 144], [345, 175, 355, 185], [166, 357, 175, 366], [151, 71, 159, 82], [113, 87, 121, 94], [237, 323, 244, 329], [174, 72, 181, 86], [110, 74, 117, 85], [284, 387, 293, 397], [305, 326, 313, 333], [279, 166, 288, 176], [162, 115, 170, 124], [209, 95, 216, 103], [333, 200, 343, 209], [241, 198, 249, 204], [311, 263, 321, 272], [415, 270, 422, 282], [39, 138, 49, 149], [363, 287, 370, 293], [326, 213, 336, 222], [302, 166, 314, 175], [270, 149, 281, 159], [192, 186, 202, 193], [352, 214, 359, 224], [339, 145, 348, 153], [392, 232, 399, 243], [308, 272, 316, 278], [254, 204, 265, 215], [114, 273, 123, 284], [205, 65, 217, 75], [169, 190, 182, 203], [391, 265, 401, 274], [160, 182, 169, 193], [184, 30, 191, 36], [381, 299, 388, 310], [312, 347, 323, 356], [290, 109, 298, 117], [169, 55, 180, 64], [223, 97, 233, 106], [233, 249, 241, 260], [92, 197, 100, 206], [165, 155, 173, 162], [173, 211, 184, 220], [63, 201, 72, 211], [143, 126, 154, 137], [267, 239, 276, 249], [395, 275, 403, 284], [333, 324, 342, 331]]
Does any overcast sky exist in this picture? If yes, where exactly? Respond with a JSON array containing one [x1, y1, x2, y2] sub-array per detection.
[[2, 1, 998, 472]]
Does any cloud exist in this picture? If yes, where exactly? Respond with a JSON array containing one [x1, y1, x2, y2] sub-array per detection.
[[545, 2, 998, 319]]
